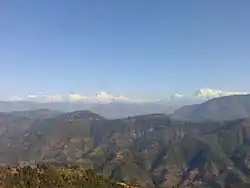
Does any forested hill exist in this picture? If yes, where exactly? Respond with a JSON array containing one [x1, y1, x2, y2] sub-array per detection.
[[171, 94, 250, 122], [2, 110, 250, 187], [0, 164, 137, 188]]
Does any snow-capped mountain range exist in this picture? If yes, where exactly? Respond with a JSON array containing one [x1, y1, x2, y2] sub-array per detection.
[[2, 88, 249, 119], [9, 88, 248, 104], [11, 91, 131, 103], [160, 88, 248, 104], [193, 88, 248, 100]]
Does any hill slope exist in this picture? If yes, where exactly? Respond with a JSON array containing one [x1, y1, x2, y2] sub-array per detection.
[[0, 101, 175, 119], [0, 165, 136, 188], [170, 94, 250, 122], [1, 111, 250, 187]]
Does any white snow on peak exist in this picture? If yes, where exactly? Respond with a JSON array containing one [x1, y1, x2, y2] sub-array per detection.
[[68, 94, 88, 102], [9, 96, 22, 101], [193, 88, 248, 99], [159, 88, 248, 105], [160, 93, 185, 102], [6, 88, 249, 103], [94, 91, 130, 103], [27, 94, 37, 99], [170, 93, 185, 100], [22, 91, 131, 103], [43, 94, 64, 102]]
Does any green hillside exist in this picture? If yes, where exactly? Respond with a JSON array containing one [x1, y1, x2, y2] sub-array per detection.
[[1, 111, 250, 187], [0, 164, 137, 188]]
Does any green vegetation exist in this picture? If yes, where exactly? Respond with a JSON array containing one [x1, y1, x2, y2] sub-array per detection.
[[0, 164, 134, 188], [2, 110, 250, 187]]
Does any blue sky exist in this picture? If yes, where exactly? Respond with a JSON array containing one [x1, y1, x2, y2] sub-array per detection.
[[1, 0, 250, 100]]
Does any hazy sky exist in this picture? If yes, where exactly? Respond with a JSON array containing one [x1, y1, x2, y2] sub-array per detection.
[[1, 0, 250, 100]]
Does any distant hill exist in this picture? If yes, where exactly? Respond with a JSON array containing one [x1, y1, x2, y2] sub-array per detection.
[[170, 94, 250, 122], [0, 101, 175, 119], [7, 109, 61, 119]]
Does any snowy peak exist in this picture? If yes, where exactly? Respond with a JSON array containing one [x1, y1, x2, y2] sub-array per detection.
[[193, 88, 248, 100], [94, 91, 130, 103], [160, 88, 248, 105], [170, 93, 185, 100]]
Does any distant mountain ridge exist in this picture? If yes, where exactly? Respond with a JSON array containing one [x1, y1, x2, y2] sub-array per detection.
[[1, 88, 248, 119], [9, 88, 248, 103], [0, 101, 173, 119]]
